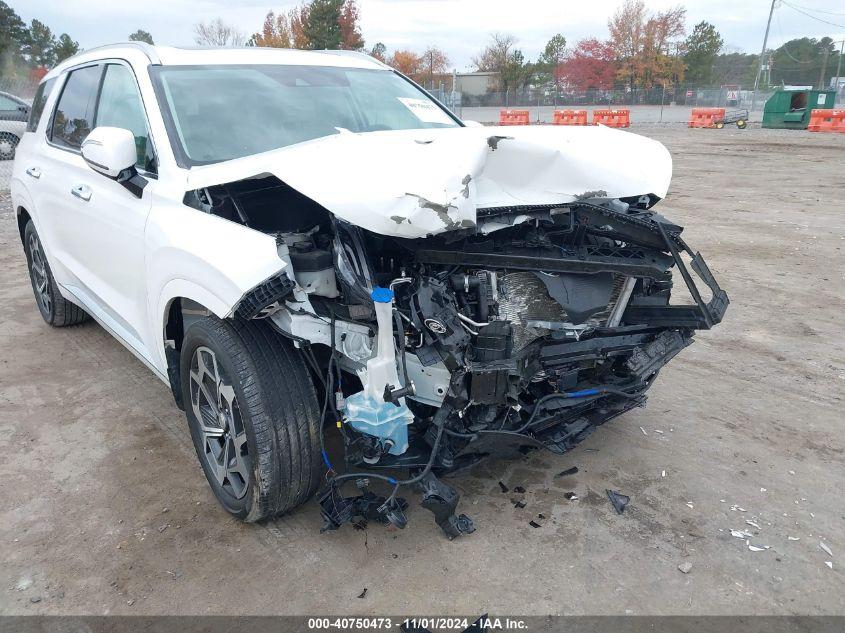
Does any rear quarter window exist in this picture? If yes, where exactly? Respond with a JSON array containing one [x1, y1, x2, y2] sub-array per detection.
[[27, 78, 56, 133]]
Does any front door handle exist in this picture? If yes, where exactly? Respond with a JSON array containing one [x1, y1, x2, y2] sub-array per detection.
[[71, 184, 92, 202], [26, 167, 42, 179]]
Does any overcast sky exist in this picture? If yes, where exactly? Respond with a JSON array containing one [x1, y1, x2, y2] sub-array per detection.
[[16, 0, 845, 70]]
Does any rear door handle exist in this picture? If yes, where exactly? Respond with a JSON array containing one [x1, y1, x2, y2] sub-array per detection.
[[71, 184, 92, 202], [26, 167, 42, 179]]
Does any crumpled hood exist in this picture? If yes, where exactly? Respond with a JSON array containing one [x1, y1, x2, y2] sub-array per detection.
[[186, 124, 672, 238]]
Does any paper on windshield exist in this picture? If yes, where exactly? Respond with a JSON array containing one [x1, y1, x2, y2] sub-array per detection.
[[397, 97, 455, 124]]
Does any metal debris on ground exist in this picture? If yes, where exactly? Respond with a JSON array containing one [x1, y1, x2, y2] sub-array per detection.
[[498, 481, 508, 493], [357, 588, 368, 599], [513, 499, 527, 509], [606, 489, 630, 514], [513, 486, 526, 494], [564, 492, 579, 501], [788, 536, 800, 541], [678, 562, 693, 574], [745, 519, 761, 529], [661, 470, 666, 477], [731, 529, 754, 539], [820, 541, 833, 557], [825, 561, 833, 569], [730, 505, 747, 512], [640, 427, 648, 436], [748, 542, 770, 552], [555, 467, 579, 477]]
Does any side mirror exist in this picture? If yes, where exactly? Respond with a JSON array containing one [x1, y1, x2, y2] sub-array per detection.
[[81, 127, 137, 179]]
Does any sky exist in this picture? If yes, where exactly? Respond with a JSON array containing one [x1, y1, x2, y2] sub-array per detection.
[[16, 0, 845, 70]]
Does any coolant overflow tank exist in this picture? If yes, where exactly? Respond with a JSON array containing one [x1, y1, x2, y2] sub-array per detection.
[[344, 287, 413, 456], [289, 244, 338, 298]]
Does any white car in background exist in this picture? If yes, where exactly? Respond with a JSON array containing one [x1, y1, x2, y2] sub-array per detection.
[[11, 44, 726, 537], [0, 90, 31, 159]]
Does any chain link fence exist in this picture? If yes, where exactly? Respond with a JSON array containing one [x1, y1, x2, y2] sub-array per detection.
[[0, 75, 39, 190]]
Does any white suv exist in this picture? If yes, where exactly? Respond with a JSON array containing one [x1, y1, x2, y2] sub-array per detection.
[[13, 44, 726, 537]]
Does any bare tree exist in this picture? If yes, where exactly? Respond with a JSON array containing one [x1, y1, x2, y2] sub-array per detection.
[[194, 18, 246, 47]]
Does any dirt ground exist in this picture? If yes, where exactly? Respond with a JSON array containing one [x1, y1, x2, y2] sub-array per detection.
[[1, 125, 844, 616]]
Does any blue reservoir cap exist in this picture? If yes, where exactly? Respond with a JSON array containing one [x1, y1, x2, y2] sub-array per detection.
[[371, 286, 395, 303]]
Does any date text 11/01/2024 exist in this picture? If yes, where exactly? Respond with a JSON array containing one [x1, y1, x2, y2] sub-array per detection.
[[307, 616, 528, 630]]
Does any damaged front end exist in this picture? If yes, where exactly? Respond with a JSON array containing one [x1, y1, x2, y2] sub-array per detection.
[[184, 130, 728, 538]]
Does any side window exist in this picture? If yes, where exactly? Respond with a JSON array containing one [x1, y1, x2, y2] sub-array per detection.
[[0, 95, 20, 109], [51, 65, 102, 149], [27, 78, 56, 133], [95, 64, 155, 173]]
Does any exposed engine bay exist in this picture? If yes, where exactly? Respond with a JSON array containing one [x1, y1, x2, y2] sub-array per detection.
[[182, 127, 728, 538]]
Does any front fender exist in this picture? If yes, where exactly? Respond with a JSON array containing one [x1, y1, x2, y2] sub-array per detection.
[[146, 202, 287, 370]]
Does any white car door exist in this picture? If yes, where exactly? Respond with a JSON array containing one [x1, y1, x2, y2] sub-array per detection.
[[37, 61, 155, 357]]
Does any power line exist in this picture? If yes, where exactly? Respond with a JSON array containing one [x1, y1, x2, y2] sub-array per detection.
[[775, 11, 816, 63], [780, 1, 845, 29], [785, 2, 845, 18]]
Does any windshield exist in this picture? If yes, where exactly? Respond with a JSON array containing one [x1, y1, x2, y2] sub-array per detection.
[[151, 64, 460, 165]]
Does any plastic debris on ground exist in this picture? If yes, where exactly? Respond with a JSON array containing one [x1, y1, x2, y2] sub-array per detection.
[[564, 492, 579, 501], [678, 562, 693, 574], [730, 505, 747, 512], [606, 489, 630, 515], [748, 541, 770, 552], [825, 561, 833, 569], [731, 529, 754, 539], [820, 541, 833, 557], [640, 427, 648, 436], [555, 466, 579, 477], [745, 519, 761, 529], [788, 536, 800, 541], [357, 588, 367, 599]]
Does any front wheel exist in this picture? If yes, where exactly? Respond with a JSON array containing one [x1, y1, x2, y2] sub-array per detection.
[[180, 316, 322, 521], [736, 119, 747, 129]]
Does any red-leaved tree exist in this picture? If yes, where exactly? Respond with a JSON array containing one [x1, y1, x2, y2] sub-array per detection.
[[559, 38, 617, 91]]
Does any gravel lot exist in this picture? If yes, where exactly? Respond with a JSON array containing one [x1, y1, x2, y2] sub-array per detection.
[[1, 126, 844, 616]]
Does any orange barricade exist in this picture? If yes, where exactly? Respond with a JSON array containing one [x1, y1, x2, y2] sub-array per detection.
[[552, 109, 589, 125], [499, 109, 531, 126], [688, 107, 726, 128], [592, 109, 630, 128], [808, 109, 845, 133]]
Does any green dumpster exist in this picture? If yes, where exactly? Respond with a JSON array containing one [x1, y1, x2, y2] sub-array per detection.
[[762, 89, 836, 129]]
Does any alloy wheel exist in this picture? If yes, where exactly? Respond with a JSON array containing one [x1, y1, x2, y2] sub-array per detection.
[[189, 346, 251, 499], [28, 232, 52, 316]]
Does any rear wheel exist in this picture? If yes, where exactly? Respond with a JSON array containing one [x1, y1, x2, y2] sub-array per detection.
[[181, 316, 322, 521], [736, 119, 747, 129], [23, 220, 89, 327], [714, 121, 724, 129]]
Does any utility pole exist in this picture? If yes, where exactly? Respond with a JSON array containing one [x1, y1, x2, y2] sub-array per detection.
[[751, 0, 777, 113], [818, 46, 830, 90], [835, 40, 844, 103]]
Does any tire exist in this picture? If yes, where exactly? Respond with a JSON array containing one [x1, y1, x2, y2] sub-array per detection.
[[0, 132, 18, 160], [714, 122, 724, 129], [180, 315, 322, 522], [23, 220, 90, 327], [737, 119, 747, 129]]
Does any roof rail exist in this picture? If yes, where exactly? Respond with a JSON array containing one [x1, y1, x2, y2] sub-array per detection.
[[64, 42, 161, 65], [316, 49, 389, 70]]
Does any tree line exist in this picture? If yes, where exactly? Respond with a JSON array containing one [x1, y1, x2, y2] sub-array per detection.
[[2, 0, 840, 95]]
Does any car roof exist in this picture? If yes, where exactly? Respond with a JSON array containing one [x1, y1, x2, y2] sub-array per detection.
[[0, 90, 25, 104], [45, 43, 389, 80]]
